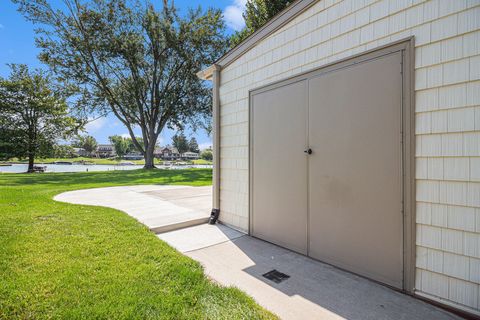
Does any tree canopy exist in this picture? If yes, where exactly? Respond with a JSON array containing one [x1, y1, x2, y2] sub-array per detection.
[[73, 135, 98, 155], [109, 135, 131, 158], [230, 0, 292, 47], [14, 0, 227, 168], [52, 144, 76, 158], [188, 137, 200, 153], [0, 64, 81, 171], [200, 149, 213, 161], [172, 132, 189, 154]]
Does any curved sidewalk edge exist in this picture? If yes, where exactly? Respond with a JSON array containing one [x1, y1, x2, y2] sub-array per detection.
[[54, 185, 212, 233]]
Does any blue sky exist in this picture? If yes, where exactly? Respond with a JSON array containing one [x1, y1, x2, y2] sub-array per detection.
[[0, 0, 247, 149]]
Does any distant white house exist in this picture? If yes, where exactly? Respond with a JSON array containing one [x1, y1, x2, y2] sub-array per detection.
[[123, 152, 143, 160], [159, 146, 180, 160], [181, 152, 199, 160], [96, 144, 116, 158], [73, 147, 88, 157], [153, 146, 163, 159]]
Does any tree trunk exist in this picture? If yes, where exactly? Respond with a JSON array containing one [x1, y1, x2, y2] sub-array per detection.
[[144, 145, 156, 169], [27, 153, 35, 173]]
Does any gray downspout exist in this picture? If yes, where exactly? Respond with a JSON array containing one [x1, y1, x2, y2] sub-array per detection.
[[209, 64, 221, 224]]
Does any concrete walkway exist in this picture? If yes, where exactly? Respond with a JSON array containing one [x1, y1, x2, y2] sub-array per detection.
[[159, 224, 461, 320], [54, 185, 212, 233], [55, 186, 459, 319]]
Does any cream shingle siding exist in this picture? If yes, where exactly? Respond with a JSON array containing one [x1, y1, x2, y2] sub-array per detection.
[[217, 0, 480, 313]]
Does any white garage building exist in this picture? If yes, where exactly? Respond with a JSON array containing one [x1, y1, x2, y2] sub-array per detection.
[[198, 0, 480, 316]]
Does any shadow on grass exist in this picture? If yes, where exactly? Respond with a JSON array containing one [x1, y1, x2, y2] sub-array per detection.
[[1, 168, 213, 188]]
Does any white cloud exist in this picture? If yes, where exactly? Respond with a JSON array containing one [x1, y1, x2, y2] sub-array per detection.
[[223, 0, 247, 31], [84, 117, 107, 133], [120, 133, 130, 139]]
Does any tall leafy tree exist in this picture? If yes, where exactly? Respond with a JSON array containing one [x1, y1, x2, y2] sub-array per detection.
[[188, 137, 200, 153], [172, 133, 189, 154], [14, 0, 227, 169], [230, 0, 291, 47], [82, 135, 98, 155], [109, 135, 131, 158], [0, 64, 81, 172], [73, 135, 98, 156], [200, 149, 213, 161], [52, 144, 76, 158]]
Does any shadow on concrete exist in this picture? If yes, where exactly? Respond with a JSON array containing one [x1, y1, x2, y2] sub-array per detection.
[[219, 232, 459, 320]]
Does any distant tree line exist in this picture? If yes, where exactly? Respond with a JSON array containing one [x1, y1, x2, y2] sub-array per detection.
[[68, 132, 206, 160], [172, 133, 200, 154], [108, 135, 143, 158]]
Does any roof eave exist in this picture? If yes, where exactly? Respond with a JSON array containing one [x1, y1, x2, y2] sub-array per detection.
[[197, 64, 221, 81]]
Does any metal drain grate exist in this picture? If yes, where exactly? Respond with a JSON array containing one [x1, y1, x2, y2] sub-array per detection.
[[262, 269, 290, 284]]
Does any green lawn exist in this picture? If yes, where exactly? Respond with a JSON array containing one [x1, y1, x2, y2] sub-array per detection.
[[0, 169, 275, 319], [191, 159, 213, 165], [2, 157, 213, 166]]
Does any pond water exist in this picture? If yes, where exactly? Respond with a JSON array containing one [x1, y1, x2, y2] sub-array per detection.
[[0, 163, 212, 173]]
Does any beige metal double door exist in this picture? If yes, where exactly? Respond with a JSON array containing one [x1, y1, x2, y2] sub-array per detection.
[[251, 52, 404, 289]]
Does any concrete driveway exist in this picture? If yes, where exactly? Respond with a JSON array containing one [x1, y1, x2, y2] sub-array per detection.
[[54, 185, 212, 233], [159, 224, 461, 320]]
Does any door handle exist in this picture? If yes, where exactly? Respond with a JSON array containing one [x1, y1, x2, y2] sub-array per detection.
[[304, 148, 312, 155]]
